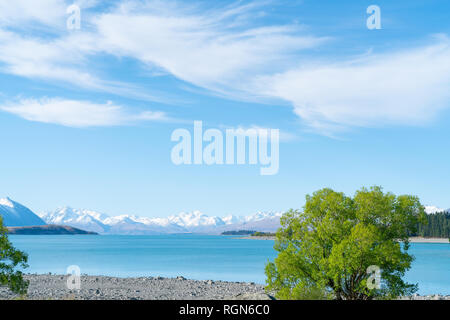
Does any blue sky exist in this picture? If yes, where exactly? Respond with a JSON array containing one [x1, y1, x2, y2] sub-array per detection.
[[0, 0, 450, 217]]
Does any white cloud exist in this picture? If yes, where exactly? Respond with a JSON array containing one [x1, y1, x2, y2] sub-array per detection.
[[0, 0, 327, 112], [0, 28, 174, 103], [0, 98, 169, 127], [254, 37, 450, 134], [1, 1, 450, 134], [0, 0, 100, 28], [71, 1, 450, 134], [0, 28, 97, 84], [0, 0, 66, 27], [92, 0, 326, 94]]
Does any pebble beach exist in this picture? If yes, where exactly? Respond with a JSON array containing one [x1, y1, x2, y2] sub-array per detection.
[[1, 274, 448, 300], [0, 274, 270, 300]]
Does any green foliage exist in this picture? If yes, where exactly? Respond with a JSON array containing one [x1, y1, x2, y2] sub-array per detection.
[[265, 186, 426, 300], [415, 212, 450, 238], [252, 232, 276, 237], [221, 230, 256, 235], [0, 217, 29, 294]]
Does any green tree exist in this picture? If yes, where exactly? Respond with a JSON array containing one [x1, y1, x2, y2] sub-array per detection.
[[265, 186, 426, 300], [0, 217, 29, 294], [415, 212, 450, 238]]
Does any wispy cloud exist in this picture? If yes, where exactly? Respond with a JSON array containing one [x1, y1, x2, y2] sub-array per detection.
[[0, 28, 175, 104], [254, 36, 450, 134], [89, 2, 450, 134], [0, 0, 66, 28], [0, 0, 100, 28], [92, 0, 326, 93], [2, 0, 319, 104], [1, 1, 450, 135], [0, 98, 170, 127]]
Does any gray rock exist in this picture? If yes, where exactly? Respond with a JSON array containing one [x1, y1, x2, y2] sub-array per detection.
[[0, 274, 267, 300], [3, 274, 446, 301], [227, 293, 276, 300]]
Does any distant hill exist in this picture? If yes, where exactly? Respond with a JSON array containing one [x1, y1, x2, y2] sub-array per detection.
[[221, 230, 256, 235], [6, 224, 98, 235], [0, 197, 46, 227]]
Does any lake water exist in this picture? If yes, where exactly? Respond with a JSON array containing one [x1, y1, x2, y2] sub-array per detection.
[[8, 234, 450, 295]]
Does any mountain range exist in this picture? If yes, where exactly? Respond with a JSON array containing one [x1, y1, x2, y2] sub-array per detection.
[[0, 197, 282, 235], [1, 197, 447, 235], [38, 207, 283, 235], [41, 205, 446, 235]]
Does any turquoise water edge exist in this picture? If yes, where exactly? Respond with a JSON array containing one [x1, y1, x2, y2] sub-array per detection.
[[8, 234, 450, 295]]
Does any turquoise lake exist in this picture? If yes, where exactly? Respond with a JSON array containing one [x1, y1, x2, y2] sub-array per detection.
[[8, 235, 450, 295]]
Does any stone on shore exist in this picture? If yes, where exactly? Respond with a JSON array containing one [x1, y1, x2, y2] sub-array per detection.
[[227, 293, 276, 300]]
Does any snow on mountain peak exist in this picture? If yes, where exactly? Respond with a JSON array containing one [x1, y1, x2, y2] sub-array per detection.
[[1, 197, 285, 234], [424, 205, 447, 214], [40, 206, 111, 233], [0, 198, 46, 227], [222, 215, 242, 225], [0, 197, 14, 208], [244, 211, 283, 222], [167, 210, 225, 227], [37, 203, 284, 235], [103, 215, 142, 225]]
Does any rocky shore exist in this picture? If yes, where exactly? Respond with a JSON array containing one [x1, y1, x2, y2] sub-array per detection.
[[238, 236, 276, 240], [0, 274, 270, 300], [399, 294, 450, 300], [408, 237, 450, 243], [0, 274, 448, 300]]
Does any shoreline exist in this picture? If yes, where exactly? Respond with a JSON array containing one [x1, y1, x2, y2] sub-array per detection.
[[407, 237, 449, 243], [239, 236, 450, 243], [238, 236, 276, 240], [0, 274, 269, 300], [0, 274, 448, 300]]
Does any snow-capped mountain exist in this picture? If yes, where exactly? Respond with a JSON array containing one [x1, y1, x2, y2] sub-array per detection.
[[167, 211, 226, 229], [0, 197, 46, 227], [244, 211, 282, 222], [424, 205, 448, 214], [102, 214, 187, 234], [39, 207, 109, 234], [222, 215, 241, 225], [214, 211, 282, 234], [39, 206, 284, 235]]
